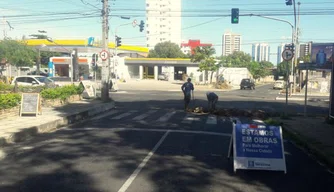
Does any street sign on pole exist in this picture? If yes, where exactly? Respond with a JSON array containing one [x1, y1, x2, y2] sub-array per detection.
[[132, 19, 137, 27], [282, 49, 294, 61], [100, 50, 109, 61]]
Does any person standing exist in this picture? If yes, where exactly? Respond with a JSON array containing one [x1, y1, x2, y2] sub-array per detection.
[[181, 78, 194, 111], [206, 92, 218, 112]]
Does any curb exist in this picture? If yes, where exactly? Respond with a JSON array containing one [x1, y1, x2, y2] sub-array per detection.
[[275, 97, 328, 102], [282, 124, 334, 172], [0, 101, 115, 147]]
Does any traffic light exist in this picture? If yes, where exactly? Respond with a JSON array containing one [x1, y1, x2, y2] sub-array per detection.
[[285, 0, 292, 6], [231, 8, 239, 24], [91, 53, 98, 67], [139, 20, 144, 32], [116, 36, 122, 47]]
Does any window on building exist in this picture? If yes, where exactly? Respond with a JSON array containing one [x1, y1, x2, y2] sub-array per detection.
[[147, 31, 150, 34], [146, 3, 149, 7]]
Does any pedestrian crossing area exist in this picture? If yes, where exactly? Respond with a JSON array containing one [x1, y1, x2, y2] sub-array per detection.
[[88, 109, 261, 128]]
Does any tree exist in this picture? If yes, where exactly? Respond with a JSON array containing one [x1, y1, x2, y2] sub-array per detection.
[[39, 51, 62, 66], [218, 51, 252, 68], [0, 39, 37, 67], [191, 46, 219, 83], [276, 61, 292, 80], [298, 55, 311, 63], [148, 41, 187, 58], [249, 61, 274, 80]]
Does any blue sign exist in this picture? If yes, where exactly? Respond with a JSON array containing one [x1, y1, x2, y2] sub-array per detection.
[[235, 124, 283, 159], [48, 61, 54, 77], [87, 37, 95, 46]]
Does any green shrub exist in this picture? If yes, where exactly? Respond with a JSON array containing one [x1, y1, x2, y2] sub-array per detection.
[[0, 82, 13, 92], [40, 85, 84, 100], [0, 93, 21, 110]]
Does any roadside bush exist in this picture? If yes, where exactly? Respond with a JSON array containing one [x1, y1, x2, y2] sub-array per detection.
[[40, 84, 84, 100], [0, 93, 21, 110], [0, 82, 13, 92]]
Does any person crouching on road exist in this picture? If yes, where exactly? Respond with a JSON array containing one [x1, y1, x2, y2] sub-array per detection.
[[181, 78, 194, 111], [206, 92, 218, 112]]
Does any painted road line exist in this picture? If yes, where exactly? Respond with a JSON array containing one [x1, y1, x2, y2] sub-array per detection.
[[117, 130, 170, 192], [156, 111, 176, 123], [91, 110, 119, 120], [111, 110, 137, 120], [206, 115, 217, 124], [181, 114, 200, 124], [62, 127, 232, 137], [132, 110, 157, 121]]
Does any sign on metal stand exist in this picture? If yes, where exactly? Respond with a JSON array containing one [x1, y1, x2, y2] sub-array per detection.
[[282, 49, 293, 61], [228, 122, 287, 174], [20, 93, 42, 116]]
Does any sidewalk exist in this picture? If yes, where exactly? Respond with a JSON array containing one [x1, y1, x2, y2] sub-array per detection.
[[276, 94, 329, 102], [0, 99, 115, 147], [278, 116, 334, 171]]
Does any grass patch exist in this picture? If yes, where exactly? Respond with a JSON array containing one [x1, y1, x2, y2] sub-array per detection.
[[282, 126, 334, 171], [264, 118, 282, 126]]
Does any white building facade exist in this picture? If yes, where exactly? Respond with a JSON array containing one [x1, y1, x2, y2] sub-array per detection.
[[252, 43, 270, 62], [222, 31, 242, 56], [146, 0, 182, 49]]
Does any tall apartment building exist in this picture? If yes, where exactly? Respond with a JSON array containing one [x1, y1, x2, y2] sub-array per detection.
[[222, 31, 241, 56], [277, 44, 286, 64], [252, 43, 270, 62], [299, 42, 312, 58], [145, 0, 182, 49]]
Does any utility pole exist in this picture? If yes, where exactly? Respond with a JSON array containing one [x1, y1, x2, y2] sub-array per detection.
[[101, 0, 110, 101]]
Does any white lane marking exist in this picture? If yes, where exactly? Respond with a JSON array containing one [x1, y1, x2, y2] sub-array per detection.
[[156, 111, 176, 122], [62, 127, 231, 137], [117, 130, 170, 192], [206, 115, 217, 124], [91, 110, 119, 120], [181, 114, 200, 124], [111, 110, 137, 120], [132, 110, 157, 121]]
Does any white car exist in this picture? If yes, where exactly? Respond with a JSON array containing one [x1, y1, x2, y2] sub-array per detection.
[[11, 75, 60, 87], [273, 80, 285, 89]]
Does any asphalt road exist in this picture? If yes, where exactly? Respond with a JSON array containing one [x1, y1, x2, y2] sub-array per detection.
[[105, 84, 329, 115], [0, 90, 333, 192]]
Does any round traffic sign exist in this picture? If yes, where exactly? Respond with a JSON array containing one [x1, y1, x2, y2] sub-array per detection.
[[282, 49, 294, 61], [100, 50, 109, 61]]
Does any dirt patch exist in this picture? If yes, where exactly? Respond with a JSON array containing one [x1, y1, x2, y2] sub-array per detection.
[[187, 107, 271, 119]]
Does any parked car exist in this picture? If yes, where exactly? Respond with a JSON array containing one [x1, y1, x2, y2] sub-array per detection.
[[11, 75, 60, 87], [27, 70, 48, 77], [158, 73, 169, 81], [273, 80, 286, 89], [240, 78, 255, 90]]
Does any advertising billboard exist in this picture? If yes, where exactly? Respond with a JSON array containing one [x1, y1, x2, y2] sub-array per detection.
[[310, 43, 334, 70]]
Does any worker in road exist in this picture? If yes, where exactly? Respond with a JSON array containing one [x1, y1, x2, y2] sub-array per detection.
[[181, 78, 194, 111], [206, 92, 218, 112]]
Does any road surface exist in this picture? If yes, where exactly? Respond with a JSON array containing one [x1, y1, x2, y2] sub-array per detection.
[[0, 89, 333, 192]]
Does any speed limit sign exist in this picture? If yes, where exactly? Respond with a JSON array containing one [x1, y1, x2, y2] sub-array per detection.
[[100, 50, 109, 61]]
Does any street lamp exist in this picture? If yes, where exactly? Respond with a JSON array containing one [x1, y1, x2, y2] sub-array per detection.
[[113, 20, 137, 77], [46, 37, 75, 84], [249, 14, 294, 116]]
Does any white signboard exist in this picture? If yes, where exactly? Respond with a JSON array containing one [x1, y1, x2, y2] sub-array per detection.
[[229, 123, 287, 173], [80, 80, 96, 98]]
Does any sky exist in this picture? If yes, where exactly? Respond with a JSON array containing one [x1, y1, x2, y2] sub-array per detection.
[[1, 0, 334, 64]]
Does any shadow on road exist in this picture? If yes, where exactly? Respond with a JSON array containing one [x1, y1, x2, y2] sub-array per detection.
[[0, 99, 331, 191]]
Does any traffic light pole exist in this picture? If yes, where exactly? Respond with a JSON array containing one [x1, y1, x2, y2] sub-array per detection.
[[113, 22, 136, 76], [248, 14, 295, 113]]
